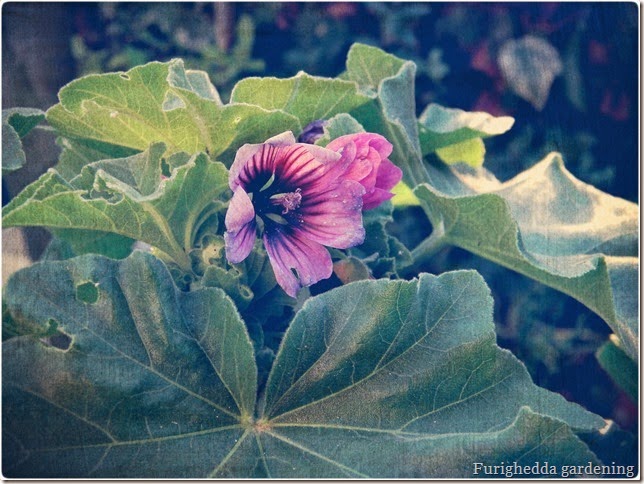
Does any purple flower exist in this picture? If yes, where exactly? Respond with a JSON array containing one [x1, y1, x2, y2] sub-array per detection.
[[224, 131, 366, 297], [297, 119, 328, 144], [326, 133, 403, 210]]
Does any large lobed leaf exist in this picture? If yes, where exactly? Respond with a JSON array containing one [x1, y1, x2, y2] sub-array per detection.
[[415, 153, 638, 360], [3, 251, 257, 478], [2, 144, 229, 270], [46, 59, 299, 163], [4, 253, 603, 478]]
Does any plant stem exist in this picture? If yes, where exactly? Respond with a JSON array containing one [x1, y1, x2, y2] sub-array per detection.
[[400, 230, 448, 278]]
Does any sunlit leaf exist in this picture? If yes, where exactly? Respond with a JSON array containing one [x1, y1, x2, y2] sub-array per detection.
[[47, 59, 299, 162], [391, 181, 420, 207], [436, 138, 486, 167], [414, 153, 638, 360], [2, 144, 229, 270], [418, 103, 514, 156], [230, 72, 371, 128]]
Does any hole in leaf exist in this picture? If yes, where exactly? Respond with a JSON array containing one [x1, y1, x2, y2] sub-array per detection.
[[119, 73, 130, 80], [40, 320, 73, 351], [76, 282, 99, 304], [46, 332, 72, 351], [240, 285, 253, 299]]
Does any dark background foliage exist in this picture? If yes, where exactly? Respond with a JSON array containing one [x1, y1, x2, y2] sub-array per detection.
[[2, 2, 638, 432]]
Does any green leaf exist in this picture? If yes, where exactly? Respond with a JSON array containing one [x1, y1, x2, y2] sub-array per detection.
[[391, 180, 420, 207], [54, 137, 139, 181], [345, 43, 406, 91], [79, 141, 165, 197], [230, 72, 371, 129], [2, 108, 45, 172], [348, 202, 411, 278], [256, 272, 602, 477], [596, 336, 638, 401], [436, 137, 486, 167], [3, 251, 257, 478], [2, 144, 230, 271], [314, 113, 365, 147], [47, 59, 299, 162], [414, 153, 638, 360], [197, 240, 278, 313], [4, 265, 603, 478], [3, 108, 46, 138], [53, 229, 134, 259], [345, 43, 429, 188], [418, 103, 514, 155]]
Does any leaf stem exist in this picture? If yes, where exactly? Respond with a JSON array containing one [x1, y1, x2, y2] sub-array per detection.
[[165, 247, 193, 273]]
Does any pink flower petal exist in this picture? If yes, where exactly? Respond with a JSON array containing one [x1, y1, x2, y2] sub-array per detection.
[[298, 179, 366, 248], [232, 141, 343, 195], [362, 188, 395, 210], [326, 133, 398, 210], [229, 131, 297, 190], [362, 158, 403, 209], [224, 188, 257, 263], [326, 133, 393, 159], [274, 145, 335, 188], [263, 228, 333, 297], [375, 158, 403, 191]]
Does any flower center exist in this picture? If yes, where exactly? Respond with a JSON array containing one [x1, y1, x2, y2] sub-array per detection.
[[270, 188, 302, 214]]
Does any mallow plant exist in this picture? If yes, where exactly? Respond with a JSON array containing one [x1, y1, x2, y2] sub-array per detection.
[[2, 44, 638, 478]]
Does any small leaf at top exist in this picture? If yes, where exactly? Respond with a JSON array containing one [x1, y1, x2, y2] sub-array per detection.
[[230, 72, 371, 129], [345, 43, 405, 91], [314, 113, 365, 147]]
